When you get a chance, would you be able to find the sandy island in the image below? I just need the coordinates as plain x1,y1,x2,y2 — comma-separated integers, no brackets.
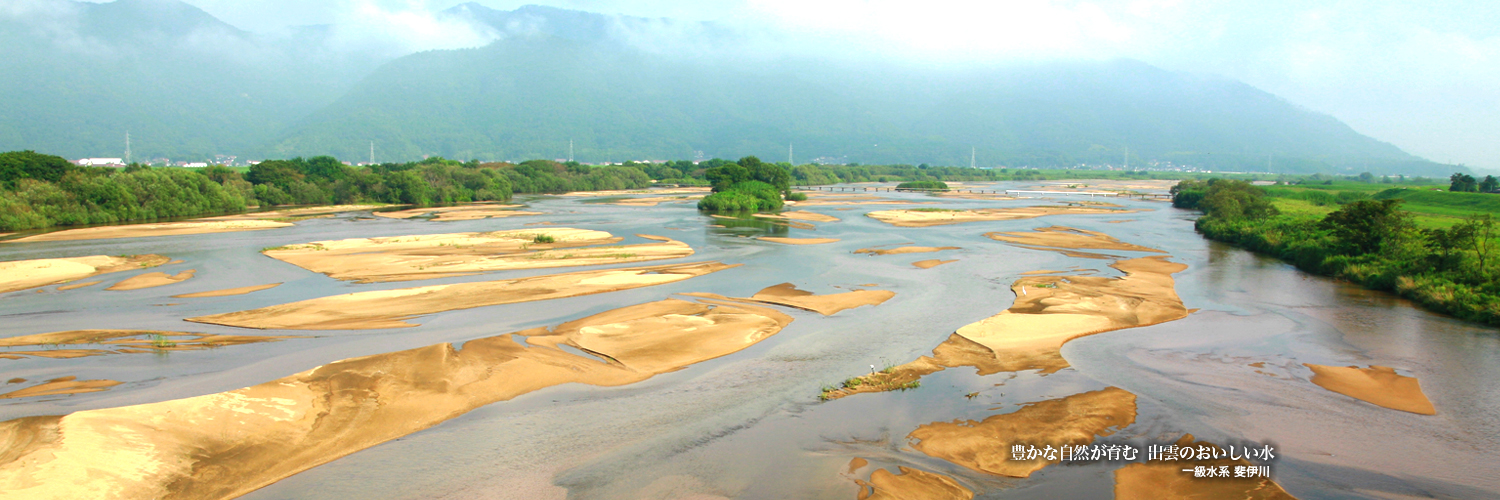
373,204,542,221
793,193,932,207
0,330,298,360
913,259,958,269
854,246,959,256
195,204,391,222
263,228,694,283
1114,434,1298,500
867,206,1137,227
172,283,282,298
1304,364,1436,415
853,466,973,500
0,376,122,399
4,221,291,243
823,228,1187,399
910,388,1137,478
0,294,813,499
591,195,703,206
754,211,841,223
187,261,736,330
106,270,195,291
985,226,1164,254
758,237,841,245
0,255,170,294
681,283,895,316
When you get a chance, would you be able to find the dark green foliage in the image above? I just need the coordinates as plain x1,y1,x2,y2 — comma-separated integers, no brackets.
1178,179,1278,219
705,157,790,194
698,180,785,212
1450,173,1479,192
1184,179,1500,326
896,180,949,190
785,192,808,202
1482,175,1499,193
0,151,73,188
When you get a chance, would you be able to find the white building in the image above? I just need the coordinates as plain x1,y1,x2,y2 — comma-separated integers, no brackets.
183,162,208,168
77,158,124,166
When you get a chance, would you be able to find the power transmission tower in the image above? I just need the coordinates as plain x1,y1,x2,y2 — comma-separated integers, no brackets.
125,131,131,164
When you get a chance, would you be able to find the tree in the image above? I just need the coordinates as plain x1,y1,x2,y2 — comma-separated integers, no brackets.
1197,179,1278,220
705,164,750,192
1481,175,1499,193
1449,172,1478,192
0,150,72,187
1319,199,1413,254
1455,214,1496,271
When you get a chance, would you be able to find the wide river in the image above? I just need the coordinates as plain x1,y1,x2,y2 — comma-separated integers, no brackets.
1,181,1496,499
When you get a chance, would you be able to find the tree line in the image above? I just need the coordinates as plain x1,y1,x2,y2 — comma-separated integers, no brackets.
1173,179,1500,326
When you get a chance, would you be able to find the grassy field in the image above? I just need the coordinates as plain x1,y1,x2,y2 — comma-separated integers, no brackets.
1261,182,1499,229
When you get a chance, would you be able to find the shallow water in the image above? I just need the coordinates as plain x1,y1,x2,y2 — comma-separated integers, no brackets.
1,182,1496,499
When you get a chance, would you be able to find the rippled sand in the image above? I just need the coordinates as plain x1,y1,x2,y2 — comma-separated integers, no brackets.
0,295,802,499
683,283,895,316
263,228,693,283
866,206,1136,227
187,261,737,330
909,388,1137,477
853,466,973,500
985,226,1164,254
0,255,169,294
4,221,291,243
1304,364,1436,415
106,270,196,291
1113,435,1297,500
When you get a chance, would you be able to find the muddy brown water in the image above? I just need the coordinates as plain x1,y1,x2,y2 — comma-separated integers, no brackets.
0,181,1496,499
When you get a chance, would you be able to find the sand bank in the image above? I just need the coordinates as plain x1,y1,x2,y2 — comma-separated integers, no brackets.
854,246,959,256
854,467,973,500
985,226,1164,254
560,187,710,197
264,228,693,283
106,269,195,291
0,330,296,360
0,254,169,294
867,206,1135,227
909,388,1136,478
373,204,542,221
5,221,291,243
1304,364,1436,415
0,296,794,500
0,377,122,399
1114,435,1297,500
56,280,102,291
754,211,841,223
680,283,894,317
187,261,736,330
196,204,390,221
913,259,958,269
172,283,282,298
758,237,840,245
794,193,930,207
593,195,703,206
1040,179,1180,193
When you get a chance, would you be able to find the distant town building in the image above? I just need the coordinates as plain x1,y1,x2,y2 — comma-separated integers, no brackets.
76,158,124,166
183,162,208,168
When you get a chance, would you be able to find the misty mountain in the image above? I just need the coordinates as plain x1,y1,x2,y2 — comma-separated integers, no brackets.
0,1,1465,175
0,0,387,160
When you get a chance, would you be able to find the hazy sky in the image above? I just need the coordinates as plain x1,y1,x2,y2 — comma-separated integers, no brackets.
97,0,1500,170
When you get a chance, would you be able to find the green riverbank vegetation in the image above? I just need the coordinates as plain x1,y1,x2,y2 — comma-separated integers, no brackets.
1174,178,1500,326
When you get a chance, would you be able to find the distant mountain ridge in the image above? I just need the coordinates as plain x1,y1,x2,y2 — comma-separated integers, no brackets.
0,0,1466,176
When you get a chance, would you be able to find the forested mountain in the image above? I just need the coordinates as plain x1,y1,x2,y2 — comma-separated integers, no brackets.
0,1,1466,176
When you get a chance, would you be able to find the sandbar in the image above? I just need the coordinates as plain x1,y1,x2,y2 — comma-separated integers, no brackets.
172,283,282,298
560,187,710,196
794,193,930,207
913,259,957,269
0,330,297,360
0,254,169,294
196,204,390,221
1304,364,1436,415
759,237,840,245
56,280,102,291
186,261,736,330
373,204,542,221
854,246,959,256
867,206,1136,227
593,195,703,206
683,283,894,316
854,466,973,500
1114,435,1297,500
755,211,841,223
0,376,122,399
264,228,694,283
4,221,291,243
909,388,1136,477
106,270,195,291
985,226,1164,254
0,296,792,499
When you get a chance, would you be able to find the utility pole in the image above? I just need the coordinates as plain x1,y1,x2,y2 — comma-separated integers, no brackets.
569,139,574,162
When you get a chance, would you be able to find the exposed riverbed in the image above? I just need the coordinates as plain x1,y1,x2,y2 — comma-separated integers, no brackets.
0,182,1495,499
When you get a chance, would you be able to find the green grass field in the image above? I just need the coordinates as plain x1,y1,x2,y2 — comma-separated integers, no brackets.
1265,184,1500,229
